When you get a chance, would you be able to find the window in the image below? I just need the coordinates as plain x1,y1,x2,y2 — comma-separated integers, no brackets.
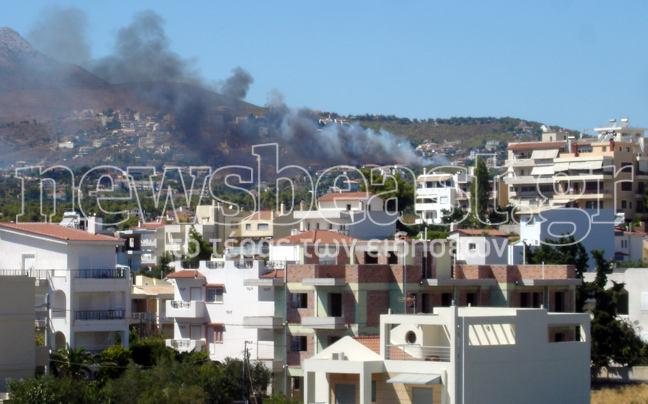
316,222,320,230
622,200,627,209
466,292,477,307
292,293,308,309
371,380,376,403
245,224,251,231
440,196,448,204
468,243,477,251
292,336,307,352
329,223,333,230
207,287,224,303
617,291,629,315
257,223,269,231
388,252,398,265
405,331,417,344
364,252,379,264
521,292,542,308
627,147,630,152
441,293,452,307
621,182,633,191
554,292,565,312
603,146,607,152
208,325,223,344
346,204,351,211
329,293,343,317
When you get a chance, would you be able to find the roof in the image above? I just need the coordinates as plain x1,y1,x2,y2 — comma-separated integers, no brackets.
506,141,565,151
317,192,382,202
243,211,278,221
260,270,284,279
353,335,380,354
272,230,360,245
0,222,124,243
451,229,508,237
136,220,166,230
166,270,205,279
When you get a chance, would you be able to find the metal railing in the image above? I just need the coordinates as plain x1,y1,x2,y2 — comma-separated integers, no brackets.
74,269,127,279
206,261,225,269
318,259,336,265
131,312,156,321
170,301,191,309
265,261,285,270
169,339,191,349
181,261,200,269
0,269,53,279
234,260,253,269
74,310,125,321
385,344,451,361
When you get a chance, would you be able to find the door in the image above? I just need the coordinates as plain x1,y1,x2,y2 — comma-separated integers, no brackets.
190,325,201,340
335,383,356,404
330,293,343,317
190,287,202,301
412,387,433,404
22,254,36,273
207,325,223,354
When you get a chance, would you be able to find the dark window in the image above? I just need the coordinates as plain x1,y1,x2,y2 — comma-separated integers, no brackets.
622,182,633,191
329,293,343,317
328,336,342,346
622,200,627,209
554,333,565,342
292,293,308,309
421,294,432,313
533,292,542,308
617,292,629,315
441,293,452,307
364,252,378,264
554,292,565,312
388,252,398,265
521,292,541,308
292,336,307,352
466,292,477,307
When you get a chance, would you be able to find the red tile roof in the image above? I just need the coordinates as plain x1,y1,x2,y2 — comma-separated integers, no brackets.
0,222,123,242
317,192,382,202
506,141,565,151
272,230,360,245
135,219,166,230
166,270,206,279
452,229,508,237
243,211,278,221
353,336,380,354
260,270,284,278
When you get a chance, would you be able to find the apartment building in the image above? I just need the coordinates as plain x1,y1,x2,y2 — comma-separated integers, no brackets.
0,222,130,353
163,259,286,391
293,192,396,239
414,170,471,224
505,118,648,223
130,275,174,336
303,307,590,404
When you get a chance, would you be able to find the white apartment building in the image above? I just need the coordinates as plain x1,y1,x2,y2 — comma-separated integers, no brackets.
293,192,396,240
504,118,648,222
164,259,285,388
415,171,471,224
0,222,130,354
448,229,509,265
303,307,590,404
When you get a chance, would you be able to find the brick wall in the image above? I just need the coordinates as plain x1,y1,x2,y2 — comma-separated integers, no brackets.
455,264,575,282
367,291,390,326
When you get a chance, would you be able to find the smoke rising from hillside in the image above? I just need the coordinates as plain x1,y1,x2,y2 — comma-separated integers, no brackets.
27,6,91,66
266,105,431,166
219,67,254,100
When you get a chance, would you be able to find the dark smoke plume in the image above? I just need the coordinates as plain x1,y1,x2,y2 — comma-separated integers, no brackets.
219,67,254,100
27,6,91,66
89,10,199,84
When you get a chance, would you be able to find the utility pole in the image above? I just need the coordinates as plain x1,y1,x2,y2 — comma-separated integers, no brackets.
242,341,249,404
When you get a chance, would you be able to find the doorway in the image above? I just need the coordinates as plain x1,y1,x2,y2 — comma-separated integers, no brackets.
335,383,356,404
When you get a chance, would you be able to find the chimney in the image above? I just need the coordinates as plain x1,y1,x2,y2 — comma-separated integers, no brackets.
573,143,579,157
610,139,615,152
87,215,103,234
280,202,285,215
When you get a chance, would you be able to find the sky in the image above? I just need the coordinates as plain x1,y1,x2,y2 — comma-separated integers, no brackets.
2,0,648,132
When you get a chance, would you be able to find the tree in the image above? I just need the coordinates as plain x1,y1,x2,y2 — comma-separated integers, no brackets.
185,225,213,262
359,168,414,214
469,157,491,223
151,252,173,279
49,344,94,380
587,250,648,369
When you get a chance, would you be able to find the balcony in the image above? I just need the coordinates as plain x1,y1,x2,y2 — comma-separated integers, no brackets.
301,316,346,330
165,339,205,353
243,316,284,329
234,261,254,269
73,269,127,279
166,300,205,318
74,310,125,321
385,344,450,362
302,277,346,287
206,261,225,269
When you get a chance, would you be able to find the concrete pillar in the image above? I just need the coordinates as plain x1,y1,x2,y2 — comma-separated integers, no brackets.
359,368,372,404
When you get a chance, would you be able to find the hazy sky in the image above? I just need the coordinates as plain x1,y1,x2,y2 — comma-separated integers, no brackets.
2,0,648,131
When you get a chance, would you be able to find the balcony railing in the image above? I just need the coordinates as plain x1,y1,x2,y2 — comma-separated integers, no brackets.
0,269,53,279
234,260,253,269
265,260,285,270
74,310,125,321
181,261,200,269
170,301,191,309
385,344,451,361
74,269,127,279
206,261,225,269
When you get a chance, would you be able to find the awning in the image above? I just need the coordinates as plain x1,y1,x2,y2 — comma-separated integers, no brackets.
530,166,554,176
553,163,569,172
570,161,603,170
531,149,559,159
387,374,442,385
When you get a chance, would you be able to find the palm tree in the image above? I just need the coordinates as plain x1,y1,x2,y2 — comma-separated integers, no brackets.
50,344,94,379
